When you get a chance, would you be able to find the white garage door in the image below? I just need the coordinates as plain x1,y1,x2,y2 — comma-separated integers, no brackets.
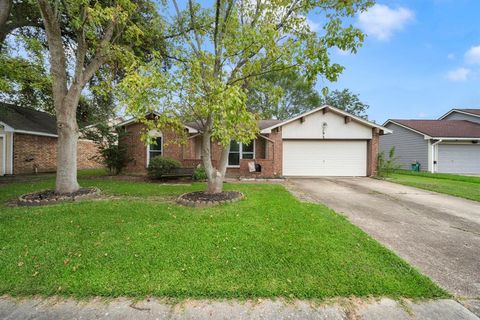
283,140,367,176
438,144,480,174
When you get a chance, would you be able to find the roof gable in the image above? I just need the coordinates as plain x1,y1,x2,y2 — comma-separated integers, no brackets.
438,108,480,120
260,105,391,134
386,119,480,139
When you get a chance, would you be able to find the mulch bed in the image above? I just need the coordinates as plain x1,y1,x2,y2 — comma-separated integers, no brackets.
17,187,100,206
177,191,243,208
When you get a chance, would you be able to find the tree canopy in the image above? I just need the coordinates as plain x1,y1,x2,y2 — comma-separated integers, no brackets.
120,0,373,193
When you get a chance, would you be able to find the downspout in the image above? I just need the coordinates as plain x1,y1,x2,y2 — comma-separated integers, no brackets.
431,139,442,173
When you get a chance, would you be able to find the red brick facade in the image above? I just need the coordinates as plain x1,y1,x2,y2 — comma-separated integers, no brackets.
120,123,284,178
367,128,380,176
120,121,380,178
13,133,103,174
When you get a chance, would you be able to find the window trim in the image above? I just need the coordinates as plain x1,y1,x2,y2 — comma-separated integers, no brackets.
227,140,255,168
146,135,163,167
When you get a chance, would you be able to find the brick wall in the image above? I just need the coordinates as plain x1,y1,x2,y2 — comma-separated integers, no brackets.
13,133,103,175
120,123,188,174
120,122,284,178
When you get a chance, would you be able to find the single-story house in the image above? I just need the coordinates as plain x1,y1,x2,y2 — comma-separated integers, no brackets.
380,108,480,174
0,102,102,175
118,105,391,178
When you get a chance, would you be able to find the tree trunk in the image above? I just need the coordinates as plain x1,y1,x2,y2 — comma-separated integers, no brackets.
55,96,80,194
201,124,230,194
0,0,12,46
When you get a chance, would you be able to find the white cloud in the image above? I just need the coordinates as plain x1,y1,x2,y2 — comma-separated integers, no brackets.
465,45,480,65
306,18,320,32
447,53,455,60
358,4,414,41
446,67,470,82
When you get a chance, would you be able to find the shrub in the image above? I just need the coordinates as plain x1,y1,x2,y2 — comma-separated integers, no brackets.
83,123,129,175
192,166,207,181
147,156,181,179
100,145,129,175
377,147,401,177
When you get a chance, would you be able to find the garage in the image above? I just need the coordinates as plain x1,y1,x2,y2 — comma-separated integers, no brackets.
283,140,367,176
258,106,391,177
438,143,480,174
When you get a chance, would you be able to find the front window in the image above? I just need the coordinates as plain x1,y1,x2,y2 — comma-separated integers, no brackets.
228,140,255,167
148,137,162,163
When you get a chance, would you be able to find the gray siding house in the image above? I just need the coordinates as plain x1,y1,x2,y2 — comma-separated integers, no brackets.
380,109,480,174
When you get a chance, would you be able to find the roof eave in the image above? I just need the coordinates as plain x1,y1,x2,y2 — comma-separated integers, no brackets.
261,105,391,134
0,121,14,132
438,109,480,120
384,120,432,139
116,113,199,134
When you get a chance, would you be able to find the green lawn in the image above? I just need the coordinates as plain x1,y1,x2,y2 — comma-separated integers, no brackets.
0,172,446,299
388,171,480,202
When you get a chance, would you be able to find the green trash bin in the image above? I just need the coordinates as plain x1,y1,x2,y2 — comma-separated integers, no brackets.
411,162,420,172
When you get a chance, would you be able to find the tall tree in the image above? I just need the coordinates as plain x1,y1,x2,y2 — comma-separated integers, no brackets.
36,0,164,193
248,72,369,120
121,0,373,193
247,70,321,120
323,88,369,118
0,0,43,49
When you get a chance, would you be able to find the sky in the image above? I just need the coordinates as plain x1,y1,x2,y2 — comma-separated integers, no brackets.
310,0,480,123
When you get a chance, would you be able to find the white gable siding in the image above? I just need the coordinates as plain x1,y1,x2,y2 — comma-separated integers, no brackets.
281,111,372,139
379,123,429,171
442,111,480,124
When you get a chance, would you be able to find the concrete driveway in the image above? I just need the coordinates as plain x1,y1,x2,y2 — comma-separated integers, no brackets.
287,177,480,300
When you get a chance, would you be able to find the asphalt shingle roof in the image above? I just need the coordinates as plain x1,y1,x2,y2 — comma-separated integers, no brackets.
0,102,57,135
392,119,480,138
186,119,283,131
456,109,480,116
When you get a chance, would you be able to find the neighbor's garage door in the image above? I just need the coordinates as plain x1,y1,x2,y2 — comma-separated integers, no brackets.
283,140,367,176
438,144,480,174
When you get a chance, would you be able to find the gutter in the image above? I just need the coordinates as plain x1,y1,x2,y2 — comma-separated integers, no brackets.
430,139,443,173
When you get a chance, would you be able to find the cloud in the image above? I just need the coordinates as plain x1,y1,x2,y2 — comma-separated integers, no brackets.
358,4,414,41
465,45,480,65
306,18,320,32
446,67,470,82
447,53,455,60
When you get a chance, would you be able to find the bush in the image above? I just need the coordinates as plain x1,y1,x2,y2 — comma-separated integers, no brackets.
82,123,129,175
100,145,129,175
147,156,181,179
192,166,207,181
377,147,401,177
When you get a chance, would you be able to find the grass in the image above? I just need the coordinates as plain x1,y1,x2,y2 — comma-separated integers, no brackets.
387,170,480,202
0,172,446,299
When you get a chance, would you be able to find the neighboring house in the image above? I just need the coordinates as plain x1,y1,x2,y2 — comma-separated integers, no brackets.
0,102,102,175
380,108,480,174
118,105,390,177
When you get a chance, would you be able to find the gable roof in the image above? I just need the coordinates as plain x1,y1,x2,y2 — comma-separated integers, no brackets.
118,113,283,133
0,102,58,136
386,119,480,139
260,105,391,134
185,119,283,132
117,112,199,133
438,108,480,120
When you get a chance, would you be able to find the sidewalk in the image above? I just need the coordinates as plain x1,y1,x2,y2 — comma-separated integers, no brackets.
0,296,478,320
